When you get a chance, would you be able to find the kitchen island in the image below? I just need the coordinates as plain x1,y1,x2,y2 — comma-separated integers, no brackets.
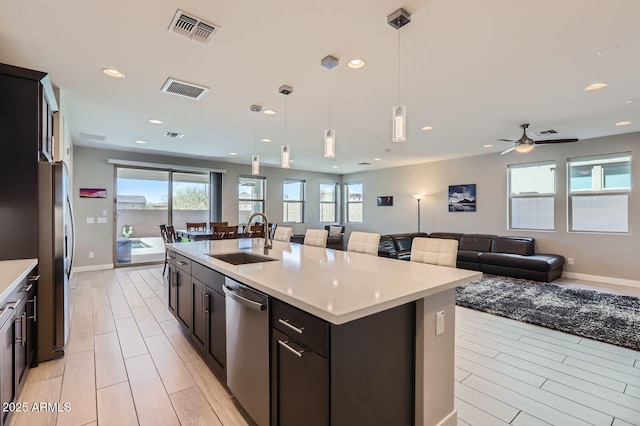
167,239,481,426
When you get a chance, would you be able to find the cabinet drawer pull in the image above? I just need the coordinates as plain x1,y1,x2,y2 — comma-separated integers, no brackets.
28,296,37,322
21,284,33,292
15,312,26,346
278,318,304,334
278,339,304,358
177,261,188,266
28,275,40,282
204,293,210,314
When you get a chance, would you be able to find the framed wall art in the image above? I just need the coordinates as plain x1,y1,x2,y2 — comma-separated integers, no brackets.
376,196,393,206
448,184,476,212
80,188,107,198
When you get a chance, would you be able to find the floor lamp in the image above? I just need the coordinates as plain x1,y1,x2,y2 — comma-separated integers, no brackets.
413,194,423,232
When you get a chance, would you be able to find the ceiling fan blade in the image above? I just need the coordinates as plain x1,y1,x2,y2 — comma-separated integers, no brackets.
500,146,516,155
534,138,579,145
497,138,515,142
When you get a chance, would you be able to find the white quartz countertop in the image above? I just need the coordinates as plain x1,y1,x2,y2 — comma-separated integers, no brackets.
0,259,37,303
167,240,481,325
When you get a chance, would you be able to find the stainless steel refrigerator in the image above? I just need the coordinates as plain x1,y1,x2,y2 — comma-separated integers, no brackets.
37,161,75,363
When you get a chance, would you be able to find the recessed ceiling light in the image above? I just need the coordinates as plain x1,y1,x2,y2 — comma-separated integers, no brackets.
332,165,339,168
263,109,277,115
348,59,366,69
374,158,381,161
102,68,125,78
289,160,294,163
626,99,639,104
229,152,237,156
616,121,631,126
135,140,147,144
484,144,493,148
148,119,163,124
421,126,433,131
261,138,271,142
584,82,608,91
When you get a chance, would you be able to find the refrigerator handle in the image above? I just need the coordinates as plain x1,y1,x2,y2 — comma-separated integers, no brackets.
66,192,76,279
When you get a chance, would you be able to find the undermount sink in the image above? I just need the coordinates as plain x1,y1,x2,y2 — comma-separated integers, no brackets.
207,251,278,265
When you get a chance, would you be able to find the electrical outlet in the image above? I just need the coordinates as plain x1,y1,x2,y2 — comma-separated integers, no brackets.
436,311,445,336
568,257,574,265
89,252,94,259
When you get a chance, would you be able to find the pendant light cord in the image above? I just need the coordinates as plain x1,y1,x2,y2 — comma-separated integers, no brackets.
397,30,401,105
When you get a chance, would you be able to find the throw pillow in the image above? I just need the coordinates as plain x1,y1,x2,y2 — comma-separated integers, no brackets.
328,226,343,238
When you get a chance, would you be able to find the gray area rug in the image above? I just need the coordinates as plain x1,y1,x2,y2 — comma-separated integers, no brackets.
455,275,640,351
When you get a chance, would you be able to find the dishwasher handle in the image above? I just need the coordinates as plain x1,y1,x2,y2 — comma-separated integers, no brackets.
223,284,267,311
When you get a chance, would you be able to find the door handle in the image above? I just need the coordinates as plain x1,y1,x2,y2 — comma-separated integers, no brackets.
204,293,210,314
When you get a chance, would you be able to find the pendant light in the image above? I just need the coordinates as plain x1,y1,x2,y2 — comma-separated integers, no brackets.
388,8,411,143
279,85,293,168
249,104,262,175
321,55,339,158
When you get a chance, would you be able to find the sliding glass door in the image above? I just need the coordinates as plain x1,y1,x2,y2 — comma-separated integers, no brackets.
115,168,169,265
172,172,210,230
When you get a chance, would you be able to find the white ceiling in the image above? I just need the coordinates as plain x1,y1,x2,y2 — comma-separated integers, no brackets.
2,0,639,174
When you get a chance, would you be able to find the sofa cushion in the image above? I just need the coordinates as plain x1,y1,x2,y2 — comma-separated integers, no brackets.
491,236,534,256
479,252,565,272
328,226,343,238
394,234,415,253
457,250,483,263
459,234,496,252
429,232,463,242
378,236,398,258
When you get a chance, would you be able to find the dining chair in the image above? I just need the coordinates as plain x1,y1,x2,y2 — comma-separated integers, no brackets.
186,222,207,231
268,223,277,239
410,237,459,267
273,226,293,242
166,225,177,243
209,221,228,229
213,225,238,239
160,224,177,275
304,229,329,248
247,224,265,238
347,231,381,256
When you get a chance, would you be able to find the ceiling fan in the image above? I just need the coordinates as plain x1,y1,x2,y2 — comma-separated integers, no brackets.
498,123,579,155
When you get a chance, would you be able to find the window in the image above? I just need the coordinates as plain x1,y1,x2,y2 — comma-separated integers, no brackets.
345,182,363,223
568,153,631,233
319,183,338,222
239,176,265,224
283,179,305,223
508,162,556,230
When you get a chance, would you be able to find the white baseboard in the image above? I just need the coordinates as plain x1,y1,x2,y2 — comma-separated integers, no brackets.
436,410,457,426
562,272,640,289
72,264,114,273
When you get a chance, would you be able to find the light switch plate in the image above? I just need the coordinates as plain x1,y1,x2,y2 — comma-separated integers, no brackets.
87,217,95,224
97,217,107,224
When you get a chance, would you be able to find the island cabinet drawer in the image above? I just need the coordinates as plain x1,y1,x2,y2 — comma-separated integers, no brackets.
173,253,192,274
271,299,329,357
192,262,224,294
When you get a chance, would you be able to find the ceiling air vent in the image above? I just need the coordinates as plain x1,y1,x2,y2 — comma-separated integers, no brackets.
160,78,209,100
168,9,219,43
164,131,184,139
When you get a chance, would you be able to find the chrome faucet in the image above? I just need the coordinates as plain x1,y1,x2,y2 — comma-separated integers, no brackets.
247,212,272,249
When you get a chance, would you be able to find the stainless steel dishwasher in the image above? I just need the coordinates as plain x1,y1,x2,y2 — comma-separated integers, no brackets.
223,278,270,426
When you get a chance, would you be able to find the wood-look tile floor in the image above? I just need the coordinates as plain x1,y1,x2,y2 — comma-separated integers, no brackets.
9,267,640,426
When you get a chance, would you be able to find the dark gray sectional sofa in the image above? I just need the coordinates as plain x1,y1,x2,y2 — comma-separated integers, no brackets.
378,232,565,282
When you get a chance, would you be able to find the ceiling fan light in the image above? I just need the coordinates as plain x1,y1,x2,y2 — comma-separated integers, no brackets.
515,143,534,153
392,105,407,142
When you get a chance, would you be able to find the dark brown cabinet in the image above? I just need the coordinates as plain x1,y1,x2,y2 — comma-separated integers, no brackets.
0,266,38,426
192,263,226,376
0,63,58,261
271,299,415,426
173,254,192,331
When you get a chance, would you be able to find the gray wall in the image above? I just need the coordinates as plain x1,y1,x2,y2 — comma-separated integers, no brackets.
73,146,341,268
341,132,639,281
